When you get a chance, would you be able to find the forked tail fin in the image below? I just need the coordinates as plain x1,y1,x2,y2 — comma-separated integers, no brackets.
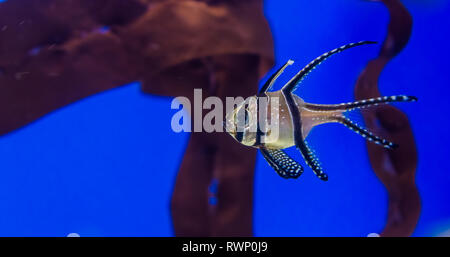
304,95,417,112
303,94,418,149
334,116,398,149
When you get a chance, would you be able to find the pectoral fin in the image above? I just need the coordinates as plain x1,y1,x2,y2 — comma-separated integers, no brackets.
260,148,304,179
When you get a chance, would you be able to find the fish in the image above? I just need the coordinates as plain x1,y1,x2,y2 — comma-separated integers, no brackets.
224,41,417,181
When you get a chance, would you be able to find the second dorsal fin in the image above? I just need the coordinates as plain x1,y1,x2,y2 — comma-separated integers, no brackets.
282,41,377,93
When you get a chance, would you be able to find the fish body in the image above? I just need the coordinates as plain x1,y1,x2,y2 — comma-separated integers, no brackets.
225,91,343,149
224,41,417,181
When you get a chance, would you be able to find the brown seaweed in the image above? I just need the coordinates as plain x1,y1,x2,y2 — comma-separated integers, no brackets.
354,0,420,236
0,0,420,236
0,0,274,236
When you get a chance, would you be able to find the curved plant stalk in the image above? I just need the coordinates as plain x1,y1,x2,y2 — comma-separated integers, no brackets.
355,0,420,237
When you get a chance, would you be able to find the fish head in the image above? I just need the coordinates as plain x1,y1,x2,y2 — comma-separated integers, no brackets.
224,96,259,146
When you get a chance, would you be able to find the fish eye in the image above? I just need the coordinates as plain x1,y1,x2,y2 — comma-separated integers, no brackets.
233,106,252,131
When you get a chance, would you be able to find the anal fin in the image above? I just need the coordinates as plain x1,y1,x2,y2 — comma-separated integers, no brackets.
337,116,398,149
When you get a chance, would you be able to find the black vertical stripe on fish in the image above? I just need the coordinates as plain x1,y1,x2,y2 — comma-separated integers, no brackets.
253,95,271,147
235,103,248,143
236,131,244,143
254,97,262,146
334,116,398,149
282,41,377,93
260,148,304,179
304,95,418,112
259,60,294,94
243,103,249,143
282,90,328,181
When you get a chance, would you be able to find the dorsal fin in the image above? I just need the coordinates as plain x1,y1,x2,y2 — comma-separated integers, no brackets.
259,60,294,94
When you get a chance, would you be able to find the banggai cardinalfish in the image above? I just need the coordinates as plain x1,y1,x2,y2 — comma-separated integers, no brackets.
224,41,417,181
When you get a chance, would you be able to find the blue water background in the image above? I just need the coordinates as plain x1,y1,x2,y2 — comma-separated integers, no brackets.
0,0,448,236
